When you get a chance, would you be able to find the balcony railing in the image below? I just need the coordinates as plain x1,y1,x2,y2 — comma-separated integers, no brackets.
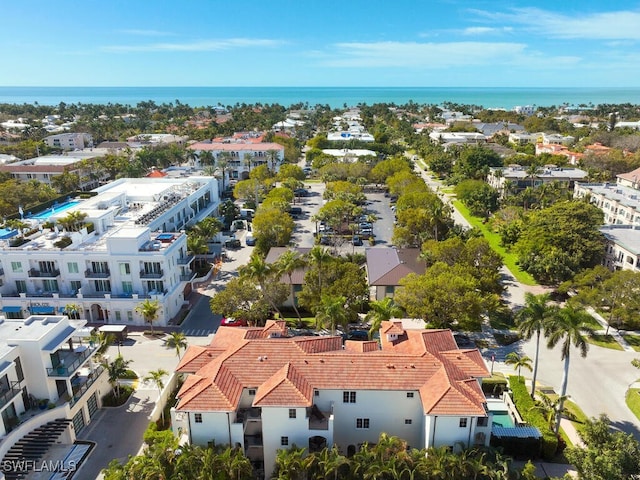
177,255,195,265
46,345,96,377
180,272,196,282
140,269,164,279
69,365,104,408
84,268,110,278
28,268,60,278
0,381,22,409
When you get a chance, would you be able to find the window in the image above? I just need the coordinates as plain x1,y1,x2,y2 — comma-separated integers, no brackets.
314,390,319,397
43,279,59,292
11,262,22,273
459,418,468,428
194,413,202,423
70,281,82,293
94,280,111,292
122,281,133,294
406,392,414,398
68,262,79,274
343,391,356,403
356,418,370,429
289,409,296,419
281,436,289,446
14,357,24,382
248,389,256,396
404,419,412,425
16,280,27,294
127,311,133,322
120,263,131,275
477,417,488,427
115,311,122,321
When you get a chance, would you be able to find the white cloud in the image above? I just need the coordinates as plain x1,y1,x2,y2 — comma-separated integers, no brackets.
102,38,284,53
471,7,640,40
461,26,513,36
320,41,578,69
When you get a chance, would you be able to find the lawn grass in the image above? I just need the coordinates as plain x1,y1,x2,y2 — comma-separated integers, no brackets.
626,387,640,422
453,200,537,286
587,334,623,351
564,399,589,436
623,334,640,352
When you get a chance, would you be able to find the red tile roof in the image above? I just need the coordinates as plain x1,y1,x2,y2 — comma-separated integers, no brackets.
188,142,284,153
175,321,489,415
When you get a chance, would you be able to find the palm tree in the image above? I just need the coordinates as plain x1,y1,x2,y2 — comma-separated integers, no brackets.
315,294,347,334
505,352,533,378
63,302,81,320
144,369,169,424
105,355,132,398
546,305,595,434
239,254,284,319
164,332,188,360
135,299,161,336
532,391,575,430
243,152,253,175
276,250,307,325
365,297,404,340
317,446,348,480
199,150,215,167
516,292,556,399
187,234,209,269
265,149,281,171
216,151,232,192
307,246,332,297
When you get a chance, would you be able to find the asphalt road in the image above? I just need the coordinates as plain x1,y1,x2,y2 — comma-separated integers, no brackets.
415,164,640,438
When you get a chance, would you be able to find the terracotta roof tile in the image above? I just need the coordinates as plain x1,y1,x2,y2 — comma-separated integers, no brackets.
344,340,379,353
254,363,313,407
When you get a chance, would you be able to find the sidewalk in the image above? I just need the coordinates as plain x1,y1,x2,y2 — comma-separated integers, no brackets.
586,307,635,352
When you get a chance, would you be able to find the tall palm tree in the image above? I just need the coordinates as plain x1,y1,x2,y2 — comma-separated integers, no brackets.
505,352,533,378
546,305,595,434
216,151,232,192
276,250,307,325
516,292,556,399
135,299,161,336
164,332,188,360
187,234,209,269
144,369,169,424
63,303,81,320
199,150,215,168
365,297,404,340
239,254,284,319
307,246,332,297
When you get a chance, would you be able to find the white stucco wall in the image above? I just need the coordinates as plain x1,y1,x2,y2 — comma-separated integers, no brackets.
189,411,234,447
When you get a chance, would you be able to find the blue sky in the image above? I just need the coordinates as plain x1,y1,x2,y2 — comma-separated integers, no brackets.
3,0,640,87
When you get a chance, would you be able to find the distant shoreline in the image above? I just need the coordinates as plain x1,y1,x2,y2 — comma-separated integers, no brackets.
1,86,639,109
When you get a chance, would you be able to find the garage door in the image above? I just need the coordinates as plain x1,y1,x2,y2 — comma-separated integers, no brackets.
72,410,85,434
87,392,98,418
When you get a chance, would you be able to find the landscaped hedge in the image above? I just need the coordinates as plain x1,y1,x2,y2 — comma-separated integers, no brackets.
508,376,558,460
482,375,508,396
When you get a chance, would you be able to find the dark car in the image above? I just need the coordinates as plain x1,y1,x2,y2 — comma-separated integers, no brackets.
319,235,332,245
245,234,256,246
224,238,241,249
352,235,363,246
294,188,310,197
347,330,369,341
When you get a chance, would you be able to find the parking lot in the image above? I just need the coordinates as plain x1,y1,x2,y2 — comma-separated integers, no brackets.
291,184,396,253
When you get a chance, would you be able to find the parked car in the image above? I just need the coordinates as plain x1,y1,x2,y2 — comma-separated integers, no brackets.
294,188,310,197
319,235,332,245
224,238,241,249
289,206,303,218
360,227,373,236
352,235,363,246
221,317,248,327
347,330,369,341
245,234,256,246
359,222,372,230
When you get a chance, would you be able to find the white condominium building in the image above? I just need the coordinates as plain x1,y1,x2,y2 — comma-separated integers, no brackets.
0,177,219,326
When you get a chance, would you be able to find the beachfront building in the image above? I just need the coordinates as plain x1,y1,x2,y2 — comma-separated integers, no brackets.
0,151,108,191
172,321,491,478
488,164,588,197
321,148,377,162
600,225,640,272
43,133,93,151
0,176,219,326
0,314,108,448
574,182,640,226
428,131,487,148
188,141,285,187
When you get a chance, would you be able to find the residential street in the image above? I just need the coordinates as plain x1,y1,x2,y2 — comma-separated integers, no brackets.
414,163,640,438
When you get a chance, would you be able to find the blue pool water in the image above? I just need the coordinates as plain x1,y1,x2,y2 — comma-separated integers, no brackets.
492,412,515,428
0,228,19,240
27,201,81,220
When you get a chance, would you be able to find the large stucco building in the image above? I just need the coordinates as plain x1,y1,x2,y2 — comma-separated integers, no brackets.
172,321,491,478
0,176,219,326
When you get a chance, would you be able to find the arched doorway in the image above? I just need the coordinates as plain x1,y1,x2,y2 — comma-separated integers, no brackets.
309,436,327,453
90,304,108,322
347,445,356,457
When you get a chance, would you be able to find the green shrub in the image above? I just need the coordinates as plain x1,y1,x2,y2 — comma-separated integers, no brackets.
54,236,72,249
120,369,138,380
482,375,508,396
509,376,558,460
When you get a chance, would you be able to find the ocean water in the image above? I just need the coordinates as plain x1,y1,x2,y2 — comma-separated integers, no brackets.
1,86,639,109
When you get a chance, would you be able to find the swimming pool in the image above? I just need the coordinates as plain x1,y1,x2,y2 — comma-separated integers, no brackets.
492,412,515,428
0,228,19,240
27,200,81,220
